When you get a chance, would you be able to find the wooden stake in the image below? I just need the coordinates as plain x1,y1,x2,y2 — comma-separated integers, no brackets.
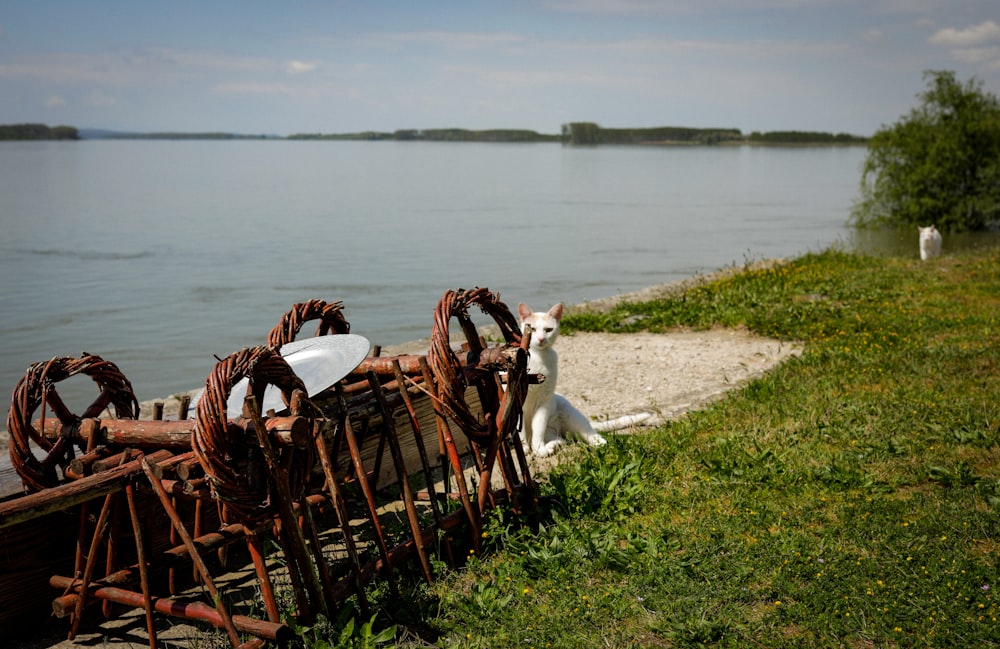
140,457,242,647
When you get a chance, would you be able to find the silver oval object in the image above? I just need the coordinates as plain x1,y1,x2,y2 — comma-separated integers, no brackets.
190,334,371,419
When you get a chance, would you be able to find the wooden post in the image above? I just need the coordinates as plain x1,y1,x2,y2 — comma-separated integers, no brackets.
69,489,117,639
334,384,398,593
245,394,327,622
366,370,434,583
125,481,157,649
392,360,455,568
243,528,281,624
418,358,481,554
313,421,370,613
140,458,242,647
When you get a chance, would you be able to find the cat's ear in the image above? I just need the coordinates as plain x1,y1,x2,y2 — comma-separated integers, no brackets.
518,303,532,321
548,303,564,321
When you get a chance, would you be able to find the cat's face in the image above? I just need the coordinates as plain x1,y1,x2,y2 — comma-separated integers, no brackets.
518,303,563,350
919,225,937,238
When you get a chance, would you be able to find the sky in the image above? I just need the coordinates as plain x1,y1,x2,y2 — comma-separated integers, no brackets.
1,1,999,137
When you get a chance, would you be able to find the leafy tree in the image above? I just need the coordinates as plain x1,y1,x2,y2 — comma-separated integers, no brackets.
851,70,1000,231
563,122,602,145
0,123,79,140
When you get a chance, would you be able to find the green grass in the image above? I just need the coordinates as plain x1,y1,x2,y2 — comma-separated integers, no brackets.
330,246,1000,648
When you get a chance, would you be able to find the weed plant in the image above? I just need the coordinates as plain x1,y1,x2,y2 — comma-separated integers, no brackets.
419,246,1000,647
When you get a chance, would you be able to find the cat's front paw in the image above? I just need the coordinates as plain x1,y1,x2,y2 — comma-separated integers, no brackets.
587,433,607,447
534,439,565,457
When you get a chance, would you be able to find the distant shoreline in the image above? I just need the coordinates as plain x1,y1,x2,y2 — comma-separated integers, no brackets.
2,122,870,145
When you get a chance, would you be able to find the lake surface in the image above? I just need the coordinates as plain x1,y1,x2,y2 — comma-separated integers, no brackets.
1,140,873,406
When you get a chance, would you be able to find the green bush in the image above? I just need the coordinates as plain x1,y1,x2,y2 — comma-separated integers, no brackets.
851,70,1000,232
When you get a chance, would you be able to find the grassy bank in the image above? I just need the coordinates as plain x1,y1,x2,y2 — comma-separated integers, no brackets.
402,245,999,648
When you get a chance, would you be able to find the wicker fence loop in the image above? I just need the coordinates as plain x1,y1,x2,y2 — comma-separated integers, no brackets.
267,299,350,349
6,354,139,492
191,346,316,522
426,287,523,445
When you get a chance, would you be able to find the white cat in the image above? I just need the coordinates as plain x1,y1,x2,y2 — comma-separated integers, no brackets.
919,225,942,260
518,303,607,457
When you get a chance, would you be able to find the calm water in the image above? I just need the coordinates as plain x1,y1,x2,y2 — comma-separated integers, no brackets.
2,140,871,406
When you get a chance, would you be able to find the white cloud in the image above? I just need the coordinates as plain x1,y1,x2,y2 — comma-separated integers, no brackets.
0,48,294,87
87,90,117,107
287,60,317,75
863,29,883,44
213,80,333,98
544,0,668,14
44,95,66,108
949,46,1000,65
369,31,527,52
928,20,1000,47
215,82,298,95
544,0,856,16
593,35,852,62
445,64,624,89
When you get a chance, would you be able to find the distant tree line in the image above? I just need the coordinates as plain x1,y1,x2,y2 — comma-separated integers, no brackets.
747,130,868,144
288,128,562,142
562,122,744,145
290,124,868,145
561,122,867,145
103,131,272,140
0,123,79,140
3,122,868,146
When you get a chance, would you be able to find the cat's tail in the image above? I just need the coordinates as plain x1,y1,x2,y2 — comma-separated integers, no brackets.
592,412,654,432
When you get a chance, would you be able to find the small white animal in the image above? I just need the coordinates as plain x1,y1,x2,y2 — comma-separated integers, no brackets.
919,225,942,260
518,303,607,456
